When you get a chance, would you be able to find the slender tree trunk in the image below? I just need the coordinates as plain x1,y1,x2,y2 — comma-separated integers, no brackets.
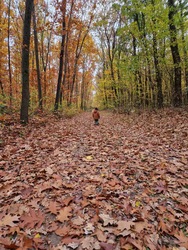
61,0,74,106
40,9,53,106
168,0,182,107
105,27,118,103
54,0,67,111
20,0,33,124
132,33,143,108
181,34,188,103
179,0,188,103
68,23,91,106
152,33,163,108
69,56,78,106
0,80,4,96
150,0,163,108
8,0,13,109
80,58,85,110
33,4,42,109
134,14,144,108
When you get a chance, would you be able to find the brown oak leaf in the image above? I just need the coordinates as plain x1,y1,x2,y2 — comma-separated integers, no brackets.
95,229,107,242
55,226,70,236
100,242,116,250
0,214,19,227
99,214,117,226
56,206,72,222
20,208,45,229
117,220,134,231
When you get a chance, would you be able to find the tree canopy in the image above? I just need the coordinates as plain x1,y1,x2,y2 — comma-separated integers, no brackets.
0,0,188,121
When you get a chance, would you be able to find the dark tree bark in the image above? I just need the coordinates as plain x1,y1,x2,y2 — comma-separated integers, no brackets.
0,80,4,96
20,0,33,123
33,4,43,109
104,26,118,103
153,34,163,108
8,0,13,108
54,0,67,111
150,1,163,109
134,13,144,108
80,58,86,110
61,0,74,106
168,0,182,107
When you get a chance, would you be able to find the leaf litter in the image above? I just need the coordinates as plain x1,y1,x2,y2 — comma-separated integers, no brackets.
0,109,188,249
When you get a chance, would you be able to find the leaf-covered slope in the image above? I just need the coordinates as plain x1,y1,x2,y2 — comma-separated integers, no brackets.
0,109,188,250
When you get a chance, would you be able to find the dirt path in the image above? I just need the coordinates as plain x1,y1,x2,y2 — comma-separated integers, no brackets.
0,110,188,249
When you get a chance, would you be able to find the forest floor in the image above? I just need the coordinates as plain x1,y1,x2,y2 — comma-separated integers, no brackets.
0,108,188,250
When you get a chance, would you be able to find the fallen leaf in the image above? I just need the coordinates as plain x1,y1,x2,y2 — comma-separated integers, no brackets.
84,223,95,235
55,226,70,236
46,167,53,175
67,242,80,249
48,201,58,215
100,242,116,250
174,231,188,248
72,216,85,226
81,236,100,249
0,214,19,227
117,220,134,231
20,208,45,229
84,155,93,161
56,206,72,222
95,229,107,242
99,214,117,226
34,233,40,238
135,200,142,207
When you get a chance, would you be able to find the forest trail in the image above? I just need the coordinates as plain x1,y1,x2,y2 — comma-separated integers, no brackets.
0,109,188,250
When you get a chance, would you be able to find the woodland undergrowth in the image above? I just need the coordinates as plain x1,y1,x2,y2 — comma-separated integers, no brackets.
0,108,188,250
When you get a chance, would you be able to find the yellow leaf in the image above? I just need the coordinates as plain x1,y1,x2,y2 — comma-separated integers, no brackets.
34,233,40,238
85,156,93,160
135,201,141,207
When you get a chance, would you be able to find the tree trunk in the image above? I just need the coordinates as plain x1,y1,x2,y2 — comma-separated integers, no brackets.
179,0,188,103
0,80,4,96
61,0,74,106
168,0,182,107
40,7,53,106
80,58,85,110
54,0,66,111
152,33,163,108
33,4,42,109
20,0,33,124
105,27,118,104
150,0,163,108
8,0,13,109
